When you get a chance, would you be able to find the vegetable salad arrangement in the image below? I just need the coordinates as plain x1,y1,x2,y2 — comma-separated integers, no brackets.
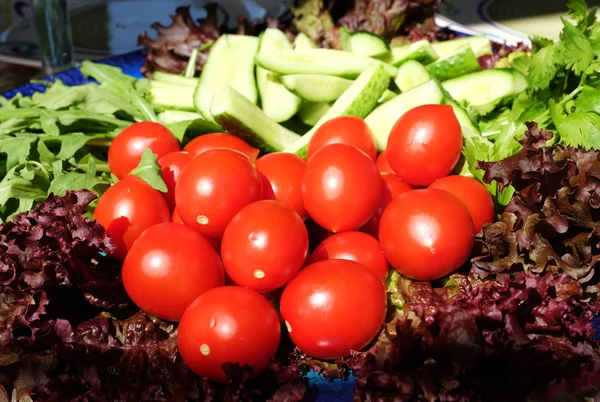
3,0,600,401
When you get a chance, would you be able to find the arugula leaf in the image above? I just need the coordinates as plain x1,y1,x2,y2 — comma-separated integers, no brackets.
129,149,168,192
0,134,38,173
48,172,107,196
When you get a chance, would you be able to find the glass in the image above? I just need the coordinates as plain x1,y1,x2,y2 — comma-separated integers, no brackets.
32,0,74,75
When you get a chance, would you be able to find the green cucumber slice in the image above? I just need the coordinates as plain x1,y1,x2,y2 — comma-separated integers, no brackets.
365,79,444,150
149,81,195,110
378,89,398,104
298,102,332,126
348,31,391,59
426,46,480,82
194,34,259,122
293,32,317,50
432,35,493,59
255,49,398,79
283,62,390,157
281,74,353,103
152,72,197,87
157,110,223,134
442,68,528,106
210,86,301,153
387,40,439,66
256,28,302,123
394,60,431,92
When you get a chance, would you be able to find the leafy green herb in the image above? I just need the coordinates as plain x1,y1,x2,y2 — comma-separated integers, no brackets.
129,149,168,192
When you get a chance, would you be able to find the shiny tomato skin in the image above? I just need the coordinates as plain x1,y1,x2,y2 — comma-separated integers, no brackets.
309,231,389,281
178,286,281,383
386,104,462,187
255,152,307,220
221,200,308,292
122,223,224,321
108,121,180,180
175,149,263,239
375,150,394,174
302,143,382,233
306,116,377,160
280,259,387,360
361,173,413,238
379,189,475,281
428,175,495,233
183,133,260,161
158,151,194,211
94,176,170,259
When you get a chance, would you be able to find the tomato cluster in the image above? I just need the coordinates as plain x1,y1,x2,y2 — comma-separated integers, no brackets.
93,104,495,383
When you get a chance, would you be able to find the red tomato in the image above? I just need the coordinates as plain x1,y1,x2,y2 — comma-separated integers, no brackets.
309,231,389,281
428,175,495,233
172,208,184,224
302,143,382,233
306,116,377,160
386,104,462,186
158,151,194,211
122,223,224,321
94,176,170,259
280,259,386,359
175,149,263,239
183,133,260,161
379,189,475,281
108,121,180,180
361,173,412,238
221,200,308,292
178,286,281,382
376,150,394,174
255,152,307,220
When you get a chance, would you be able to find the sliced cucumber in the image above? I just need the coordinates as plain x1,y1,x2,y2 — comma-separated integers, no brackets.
443,98,482,137
426,46,480,82
281,74,353,103
348,31,391,59
255,49,398,79
432,35,493,59
293,32,317,50
387,40,439,66
256,28,302,123
149,81,195,110
194,34,259,122
442,68,528,106
152,71,197,87
394,60,431,92
158,110,223,133
298,101,332,126
210,86,301,153
378,89,398,104
365,79,444,150
283,63,390,157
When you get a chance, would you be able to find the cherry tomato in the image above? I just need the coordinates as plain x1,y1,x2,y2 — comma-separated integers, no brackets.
183,133,260,161
302,143,382,233
172,208,184,224
280,259,386,359
108,121,180,180
306,116,377,160
386,104,462,186
178,286,281,382
158,151,194,211
175,149,263,239
428,175,495,233
122,223,224,321
309,231,389,281
361,173,412,238
94,176,170,259
221,200,308,292
379,189,475,281
376,150,394,174
255,152,307,220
